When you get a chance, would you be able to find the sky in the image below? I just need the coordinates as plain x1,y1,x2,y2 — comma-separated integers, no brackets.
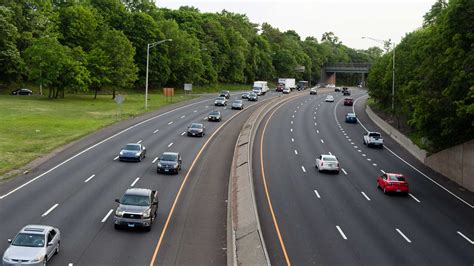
156,0,436,50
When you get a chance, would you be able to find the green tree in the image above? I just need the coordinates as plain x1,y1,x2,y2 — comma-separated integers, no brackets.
59,4,99,51
0,6,23,83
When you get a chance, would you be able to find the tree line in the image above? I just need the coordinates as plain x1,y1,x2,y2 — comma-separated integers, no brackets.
367,0,473,152
0,0,380,99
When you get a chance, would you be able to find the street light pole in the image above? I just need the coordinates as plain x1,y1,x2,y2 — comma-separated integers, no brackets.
145,39,172,109
362,36,396,114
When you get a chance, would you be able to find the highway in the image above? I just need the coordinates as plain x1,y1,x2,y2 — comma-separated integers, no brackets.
0,91,278,265
252,88,474,265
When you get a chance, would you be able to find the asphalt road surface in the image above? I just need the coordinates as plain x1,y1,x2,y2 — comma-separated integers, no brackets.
252,88,474,265
0,91,279,265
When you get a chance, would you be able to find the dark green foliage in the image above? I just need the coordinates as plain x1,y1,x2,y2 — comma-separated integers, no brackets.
368,0,473,151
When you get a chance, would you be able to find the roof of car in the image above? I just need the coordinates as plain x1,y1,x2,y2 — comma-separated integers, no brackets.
209,110,221,114
162,152,179,156
321,154,337,159
347,113,356,116
124,188,152,196
21,225,54,234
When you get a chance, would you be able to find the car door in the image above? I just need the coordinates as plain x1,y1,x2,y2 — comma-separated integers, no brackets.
46,230,56,258
381,174,388,188
151,191,158,215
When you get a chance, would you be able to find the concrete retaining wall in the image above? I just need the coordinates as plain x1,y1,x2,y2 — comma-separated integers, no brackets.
366,104,473,192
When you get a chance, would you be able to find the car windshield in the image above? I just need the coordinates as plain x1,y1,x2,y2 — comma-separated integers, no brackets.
160,154,177,161
369,133,381,137
323,156,337,162
120,194,150,206
233,100,242,104
12,233,45,247
216,97,225,101
389,175,405,182
209,111,220,116
347,114,355,117
124,144,140,151
190,124,202,129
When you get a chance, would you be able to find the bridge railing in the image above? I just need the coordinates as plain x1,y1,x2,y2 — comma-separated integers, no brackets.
324,63,372,69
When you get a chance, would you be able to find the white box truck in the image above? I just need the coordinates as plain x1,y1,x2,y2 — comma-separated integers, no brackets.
277,78,296,91
253,81,269,95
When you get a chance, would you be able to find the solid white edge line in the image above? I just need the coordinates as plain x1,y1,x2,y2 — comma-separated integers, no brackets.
0,97,214,199
361,192,371,201
168,142,173,148
84,174,95,183
353,95,473,209
101,209,114,223
41,203,59,217
396,228,412,243
314,190,321,198
113,156,119,160
137,140,142,144
341,168,348,175
408,193,421,203
336,226,348,240
152,157,158,164
301,166,306,173
457,231,474,244
131,177,140,187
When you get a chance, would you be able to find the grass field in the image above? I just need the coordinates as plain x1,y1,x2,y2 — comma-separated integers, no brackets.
0,92,194,178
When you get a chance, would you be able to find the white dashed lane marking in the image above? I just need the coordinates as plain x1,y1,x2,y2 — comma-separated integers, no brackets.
341,168,348,175
101,209,114,223
180,115,185,119
314,190,321,198
168,121,174,125
291,138,294,142
336,226,348,240
137,140,142,144
294,150,298,155
152,157,158,164
131,177,140,187
396,229,412,243
42,203,59,217
361,192,371,201
181,131,186,136
153,129,159,134
113,156,119,161
381,170,386,174
316,130,319,134
301,166,306,173
168,142,174,148
84,174,96,183
321,139,324,144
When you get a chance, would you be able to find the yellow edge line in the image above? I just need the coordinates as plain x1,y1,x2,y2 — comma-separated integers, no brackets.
149,102,267,265
259,95,307,266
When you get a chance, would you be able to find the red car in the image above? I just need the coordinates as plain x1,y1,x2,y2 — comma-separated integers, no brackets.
343,97,354,106
377,173,409,195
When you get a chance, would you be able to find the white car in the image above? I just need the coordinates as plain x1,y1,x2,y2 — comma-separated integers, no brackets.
325,95,335,102
2,225,61,265
363,131,384,148
316,154,340,173
282,88,291,94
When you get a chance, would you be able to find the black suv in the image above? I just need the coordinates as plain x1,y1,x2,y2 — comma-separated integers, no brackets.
157,152,182,174
114,188,159,231
11,88,33,95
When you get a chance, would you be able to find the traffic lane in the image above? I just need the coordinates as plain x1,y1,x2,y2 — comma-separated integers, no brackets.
289,95,424,264
252,95,389,265
338,95,474,231
154,100,264,265
319,93,474,263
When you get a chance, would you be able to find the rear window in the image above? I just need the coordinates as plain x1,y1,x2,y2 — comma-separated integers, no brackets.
323,156,337,162
389,175,405,181
369,133,381,137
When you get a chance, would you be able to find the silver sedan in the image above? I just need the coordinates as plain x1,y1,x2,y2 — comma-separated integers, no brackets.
2,225,60,266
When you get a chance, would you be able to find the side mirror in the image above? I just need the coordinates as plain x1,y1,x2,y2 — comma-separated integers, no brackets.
152,201,158,205
47,242,53,247
115,199,120,203
7,239,12,243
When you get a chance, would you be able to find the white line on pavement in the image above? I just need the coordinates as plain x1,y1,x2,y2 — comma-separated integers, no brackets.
313,116,316,120
361,192,371,201
168,121,174,125
316,130,319,134
342,168,348,175
381,170,386,174
336,226,348,240
291,121,293,124
314,190,321,198
180,115,185,118
373,163,378,166
68,263,73,266
137,140,142,144
152,157,158,164
409,193,421,203
205,105,209,108
320,139,324,144
294,150,298,155
357,150,362,152
301,166,306,173
131,177,140,187
42,204,59,217
367,158,372,161
181,131,186,136
290,128,293,132
396,228,412,243
153,129,159,134
457,231,474,244
362,154,366,157
292,115,295,118
193,110,198,112
291,138,294,142
168,142,173,148
113,156,119,161
354,146,358,149
84,174,96,183
101,209,114,223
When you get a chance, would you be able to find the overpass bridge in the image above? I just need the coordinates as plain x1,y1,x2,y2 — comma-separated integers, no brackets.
321,63,371,86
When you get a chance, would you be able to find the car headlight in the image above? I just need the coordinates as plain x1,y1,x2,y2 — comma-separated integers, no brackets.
3,256,13,262
115,209,124,217
135,152,140,157
157,162,162,167
119,151,124,156
142,209,151,218
208,116,212,119
31,255,43,263
173,163,179,169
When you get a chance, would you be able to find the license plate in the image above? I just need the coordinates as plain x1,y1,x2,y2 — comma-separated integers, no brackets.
192,133,196,135
128,223,135,228
164,169,169,172
396,189,401,192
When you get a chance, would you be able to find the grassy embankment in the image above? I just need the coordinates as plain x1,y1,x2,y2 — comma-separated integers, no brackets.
0,83,249,179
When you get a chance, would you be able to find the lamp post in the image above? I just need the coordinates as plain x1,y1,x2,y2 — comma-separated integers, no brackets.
362,36,395,113
145,39,172,109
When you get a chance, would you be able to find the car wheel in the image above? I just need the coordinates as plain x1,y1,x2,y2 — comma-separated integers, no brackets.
145,224,152,232
55,242,60,254
383,187,387,194
43,257,47,266
376,182,380,188
114,224,120,230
